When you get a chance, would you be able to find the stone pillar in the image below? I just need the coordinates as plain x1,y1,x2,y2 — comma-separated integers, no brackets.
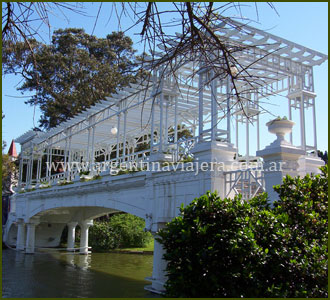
298,155,325,176
79,220,93,255
67,222,78,251
191,141,237,199
25,220,39,254
151,233,167,293
256,119,305,203
16,219,26,251
145,221,169,294
191,141,236,164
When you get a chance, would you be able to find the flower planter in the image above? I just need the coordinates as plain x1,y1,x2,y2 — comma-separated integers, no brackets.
266,119,295,143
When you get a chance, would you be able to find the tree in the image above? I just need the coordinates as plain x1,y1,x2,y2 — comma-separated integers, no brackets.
3,2,279,120
157,166,328,297
88,213,153,251
2,28,139,129
2,141,18,195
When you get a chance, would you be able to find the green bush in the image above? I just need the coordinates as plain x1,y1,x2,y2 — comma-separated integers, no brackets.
89,214,153,251
157,166,328,297
88,221,117,251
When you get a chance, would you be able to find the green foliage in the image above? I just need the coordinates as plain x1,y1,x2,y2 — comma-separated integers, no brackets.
79,170,90,176
58,180,74,186
3,29,140,129
88,221,117,251
89,214,153,251
2,141,17,194
157,166,328,297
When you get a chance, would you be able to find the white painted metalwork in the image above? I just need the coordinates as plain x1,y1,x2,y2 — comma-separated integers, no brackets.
224,168,265,200
15,20,327,187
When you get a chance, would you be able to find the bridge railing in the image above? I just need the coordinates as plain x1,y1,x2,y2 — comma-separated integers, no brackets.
224,168,265,200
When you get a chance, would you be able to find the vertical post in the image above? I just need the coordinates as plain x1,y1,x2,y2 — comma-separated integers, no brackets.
16,220,25,251
79,220,93,255
226,76,231,143
18,152,23,187
159,83,164,153
256,94,260,151
150,100,155,153
256,113,260,151
91,126,95,172
312,97,317,154
46,147,50,180
63,135,68,170
28,145,34,186
288,98,293,144
235,116,239,158
25,221,38,254
174,95,178,161
211,71,217,141
67,136,72,180
86,127,91,167
246,118,249,159
123,111,127,159
198,71,204,142
67,222,78,251
36,156,41,183
49,147,53,179
116,113,121,159
164,101,169,149
300,95,306,151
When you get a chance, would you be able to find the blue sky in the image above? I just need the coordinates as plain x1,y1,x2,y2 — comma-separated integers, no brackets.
2,2,328,154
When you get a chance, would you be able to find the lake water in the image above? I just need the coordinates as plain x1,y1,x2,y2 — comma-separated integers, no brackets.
2,248,160,298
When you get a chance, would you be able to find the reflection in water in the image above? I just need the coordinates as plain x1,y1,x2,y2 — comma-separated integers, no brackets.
2,249,160,298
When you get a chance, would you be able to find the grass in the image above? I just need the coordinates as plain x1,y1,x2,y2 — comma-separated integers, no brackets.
116,239,154,252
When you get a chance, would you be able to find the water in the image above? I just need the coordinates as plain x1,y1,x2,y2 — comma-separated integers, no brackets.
2,249,160,298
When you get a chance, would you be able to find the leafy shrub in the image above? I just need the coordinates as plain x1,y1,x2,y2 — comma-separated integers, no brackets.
157,166,328,297
109,214,153,248
88,221,117,251
89,214,153,251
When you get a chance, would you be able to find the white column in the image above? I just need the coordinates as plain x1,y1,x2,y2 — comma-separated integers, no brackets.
288,98,293,144
116,113,121,159
63,136,68,168
226,76,231,143
300,95,306,150
27,146,34,186
159,92,164,152
164,102,169,148
123,111,127,158
67,222,78,251
198,71,204,142
67,136,72,180
235,116,239,158
16,219,25,251
48,147,53,180
79,220,93,255
146,222,169,294
36,156,41,183
211,71,217,141
246,118,249,159
174,95,178,161
18,158,24,187
25,221,39,254
86,127,91,167
151,101,155,152
256,122,260,153
150,233,167,293
312,97,317,153
90,126,95,172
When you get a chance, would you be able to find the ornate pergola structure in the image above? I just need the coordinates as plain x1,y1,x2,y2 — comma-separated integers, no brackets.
16,20,327,189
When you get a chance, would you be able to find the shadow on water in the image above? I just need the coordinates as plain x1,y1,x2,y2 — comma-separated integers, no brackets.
2,249,161,298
